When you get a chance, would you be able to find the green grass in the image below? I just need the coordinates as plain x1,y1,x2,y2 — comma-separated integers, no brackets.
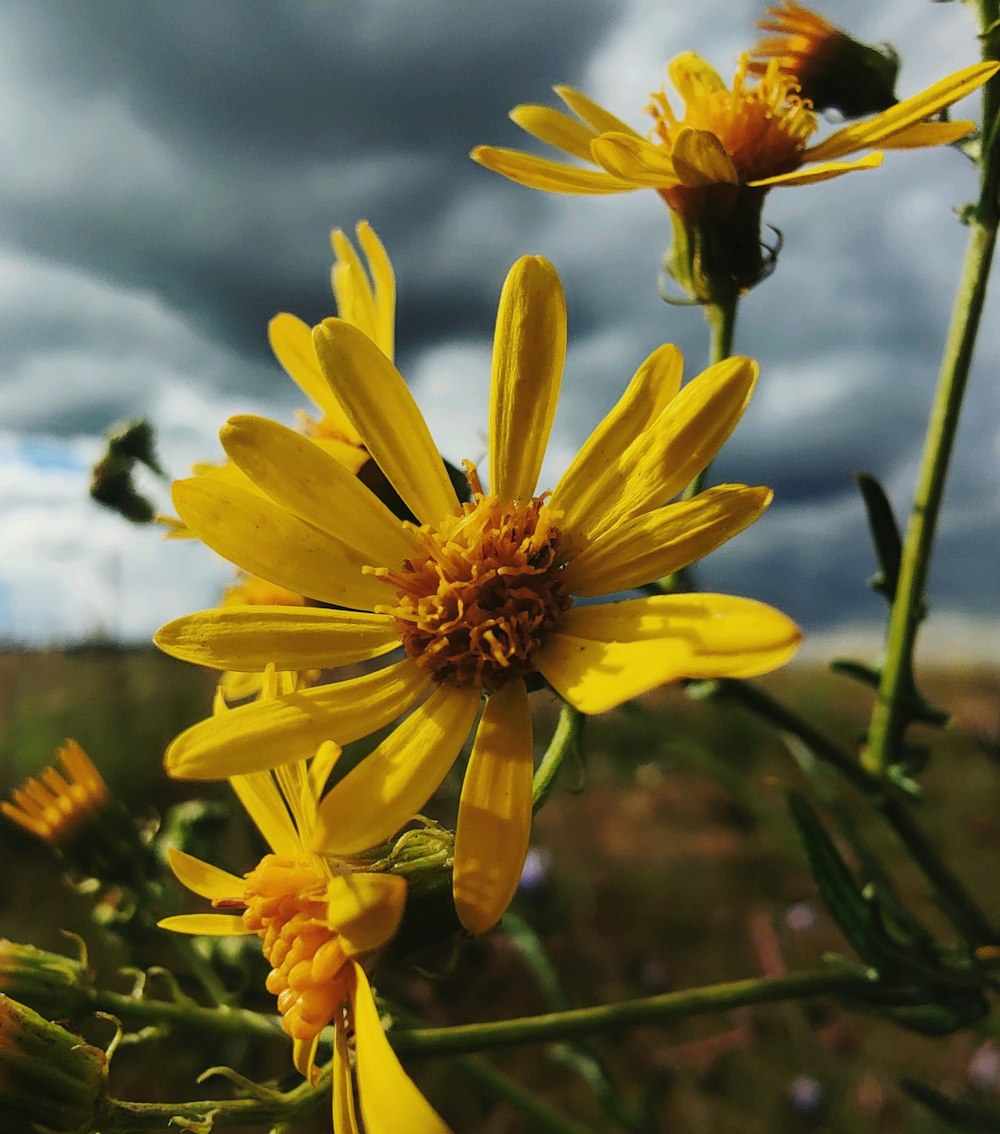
2,648,1000,1132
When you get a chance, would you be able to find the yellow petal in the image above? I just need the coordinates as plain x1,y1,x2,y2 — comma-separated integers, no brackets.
350,963,453,1134
875,119,977,151
331,228,380,350
156,607,400,673
157,914,252,935
218,669,265,702
313,318,460,525
327,873,407,956
589,132,680,187
510,104,598,161
671,127,738,187
333,1020,361,1134
313,436,370,476
750,152,882,188
165,848,245,901
553,85,643,137
314,684,481,856
571,356,758,542
537,595,801,713
565,485,772,596
551,343,683,534
470,145,637,194
805,61,1000,161
668,52,727,103
172,477,386,612
268,313,361,443
165,659,430,780
489,257,566,501
229,771,302,857
453,680,533,935
295,1034,323,1085
356,221,396,361
221,415,416,566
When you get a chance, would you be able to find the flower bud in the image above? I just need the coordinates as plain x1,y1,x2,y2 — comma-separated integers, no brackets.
0,994,105,1132
750,2,899,117
0,940,92,1019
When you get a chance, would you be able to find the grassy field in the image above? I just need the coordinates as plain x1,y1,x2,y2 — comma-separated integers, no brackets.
2,647,1000,1133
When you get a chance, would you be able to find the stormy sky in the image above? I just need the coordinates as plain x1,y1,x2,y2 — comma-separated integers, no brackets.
2,0,998,658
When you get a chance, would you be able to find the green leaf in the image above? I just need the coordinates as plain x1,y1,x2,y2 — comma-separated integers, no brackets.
853,471,902,602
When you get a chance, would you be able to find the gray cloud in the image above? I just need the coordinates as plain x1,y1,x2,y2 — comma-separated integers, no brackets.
1,0,998,648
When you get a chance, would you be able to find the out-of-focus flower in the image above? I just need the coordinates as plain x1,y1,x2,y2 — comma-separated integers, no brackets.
1,742,146,885
472,57,997,303
2,741,108,845
0,994,106,1133
163,222,400,701
156,255,800,935
159,673,449,1134
165,220,393,537
749,2,899,117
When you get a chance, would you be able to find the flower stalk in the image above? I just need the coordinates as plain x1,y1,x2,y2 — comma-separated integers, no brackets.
864,33,1000,777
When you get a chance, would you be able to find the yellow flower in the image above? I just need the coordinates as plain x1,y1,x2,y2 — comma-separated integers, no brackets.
165,222,397,699
164,219,393,542
472,56,997,300
159,687,449,1134
156,256,801,934
749,2,899,117
2,741,109,845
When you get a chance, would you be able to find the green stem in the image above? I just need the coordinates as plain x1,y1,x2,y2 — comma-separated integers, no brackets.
89,986,286,1041
97,1070,328,1130
389,968,863,1056
533,703,583,813
713,679,994,944
683,297,739,501
865,57,1000,775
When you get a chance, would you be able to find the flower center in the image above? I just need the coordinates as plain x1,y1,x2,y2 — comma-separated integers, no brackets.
241,854,348,1045
649,55,816,183
371,464,572,690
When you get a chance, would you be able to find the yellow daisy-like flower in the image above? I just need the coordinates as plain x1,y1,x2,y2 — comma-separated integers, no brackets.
165,219,393,543
749,2,900,117
472,56,997,300
2,741,109,845
156,256,801,934
166,222,397,699
160,689,449,1134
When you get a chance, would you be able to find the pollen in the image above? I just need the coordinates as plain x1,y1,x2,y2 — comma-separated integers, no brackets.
242,854,349,1046
649,55,816,185
371,463,572,690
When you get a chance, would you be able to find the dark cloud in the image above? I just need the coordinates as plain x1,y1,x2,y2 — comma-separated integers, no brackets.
0,0,616,372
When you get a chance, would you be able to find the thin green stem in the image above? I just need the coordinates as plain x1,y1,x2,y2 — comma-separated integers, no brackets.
89,986,286,1041
533,703,583,813
712,679,994,944
865,222,997,774
97,1069,328,1130
683,297,739,501
865,52,1000,775
389,968,863,1056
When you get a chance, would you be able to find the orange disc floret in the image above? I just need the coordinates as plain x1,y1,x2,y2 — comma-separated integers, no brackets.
242,855,349,1044
371,465,572,690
